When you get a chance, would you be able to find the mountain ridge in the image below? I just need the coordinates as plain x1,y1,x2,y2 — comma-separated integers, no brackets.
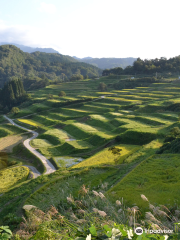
72,56,137,69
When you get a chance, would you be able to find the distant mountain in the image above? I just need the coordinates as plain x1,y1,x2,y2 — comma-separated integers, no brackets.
73,57,137,69
0,42,59,54
0,45,102,88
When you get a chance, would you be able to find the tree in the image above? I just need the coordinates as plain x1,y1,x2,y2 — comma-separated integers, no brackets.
108,147,122,155
70,74,84,81
23,93,32,101
11,107,20,114
108,146,122,163
98,82,107,92
84,74,89,79
7,84,15,107
58,91,66,97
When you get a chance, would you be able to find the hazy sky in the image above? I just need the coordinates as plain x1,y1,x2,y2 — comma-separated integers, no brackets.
0,0,179,59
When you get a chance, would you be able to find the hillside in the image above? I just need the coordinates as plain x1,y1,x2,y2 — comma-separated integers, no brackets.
1,75,180,238
0,45,102,88
0,42,59,54
73,56,137,69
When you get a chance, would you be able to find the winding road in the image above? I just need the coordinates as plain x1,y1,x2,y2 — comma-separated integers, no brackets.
4,115,56,177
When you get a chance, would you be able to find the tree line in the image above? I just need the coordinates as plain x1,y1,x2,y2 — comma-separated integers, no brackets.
0,79,30,111
102,56,180,75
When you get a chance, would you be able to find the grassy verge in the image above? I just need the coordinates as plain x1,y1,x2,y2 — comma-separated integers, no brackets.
12,143,46,174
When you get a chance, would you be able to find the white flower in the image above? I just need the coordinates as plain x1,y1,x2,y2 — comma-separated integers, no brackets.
116,200,121,206
67,194,74,203
99,192,105,199
92,190,99,197
164,235,168,240
98,210,107,217
86,234,91,240
92,208,99,213
112,228,121,236
141,194,148,202
127,229,133,239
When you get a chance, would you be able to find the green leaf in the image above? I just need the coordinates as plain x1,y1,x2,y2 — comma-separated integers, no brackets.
2,229,11,235
0,226,11,232
106,230,112,238
103,225,111,232
89,226,97,236
0,232,11,240
119,227,127,237
0,227,6,231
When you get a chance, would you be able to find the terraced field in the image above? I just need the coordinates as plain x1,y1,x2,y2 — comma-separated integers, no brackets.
0,166,29,193
1,75,180,226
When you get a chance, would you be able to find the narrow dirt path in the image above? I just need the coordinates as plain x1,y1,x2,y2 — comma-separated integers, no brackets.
4,115,56,175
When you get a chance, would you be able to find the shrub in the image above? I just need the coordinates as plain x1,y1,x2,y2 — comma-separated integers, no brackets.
11,107,20,115
98,82,107,92
58,91,66,97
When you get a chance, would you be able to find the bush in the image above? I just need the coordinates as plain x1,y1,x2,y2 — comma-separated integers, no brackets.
58,91,66,97
98,82,107,92
11,107,20,115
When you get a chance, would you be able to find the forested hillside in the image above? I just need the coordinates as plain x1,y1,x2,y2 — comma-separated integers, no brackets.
74,56,136,69
103,56,180,75
0,45,102,88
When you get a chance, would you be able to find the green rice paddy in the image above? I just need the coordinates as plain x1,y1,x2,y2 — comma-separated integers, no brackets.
1,75,180,222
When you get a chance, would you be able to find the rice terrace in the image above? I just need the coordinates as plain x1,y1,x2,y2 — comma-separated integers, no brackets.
1,48,180,238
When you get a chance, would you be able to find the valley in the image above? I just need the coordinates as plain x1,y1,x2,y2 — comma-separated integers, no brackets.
1,75,180,224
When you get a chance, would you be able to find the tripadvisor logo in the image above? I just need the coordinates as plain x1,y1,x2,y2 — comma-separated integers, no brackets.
135,227,143,235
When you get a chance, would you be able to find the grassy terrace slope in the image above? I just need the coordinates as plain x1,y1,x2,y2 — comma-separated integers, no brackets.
108,154,180,210
1,75,180,228
5,78,180,164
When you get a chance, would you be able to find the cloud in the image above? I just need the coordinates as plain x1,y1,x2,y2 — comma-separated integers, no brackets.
0,21,46,47
39,2,57,14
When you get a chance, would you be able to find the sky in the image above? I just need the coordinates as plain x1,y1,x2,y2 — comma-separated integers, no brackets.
0,0,180,59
